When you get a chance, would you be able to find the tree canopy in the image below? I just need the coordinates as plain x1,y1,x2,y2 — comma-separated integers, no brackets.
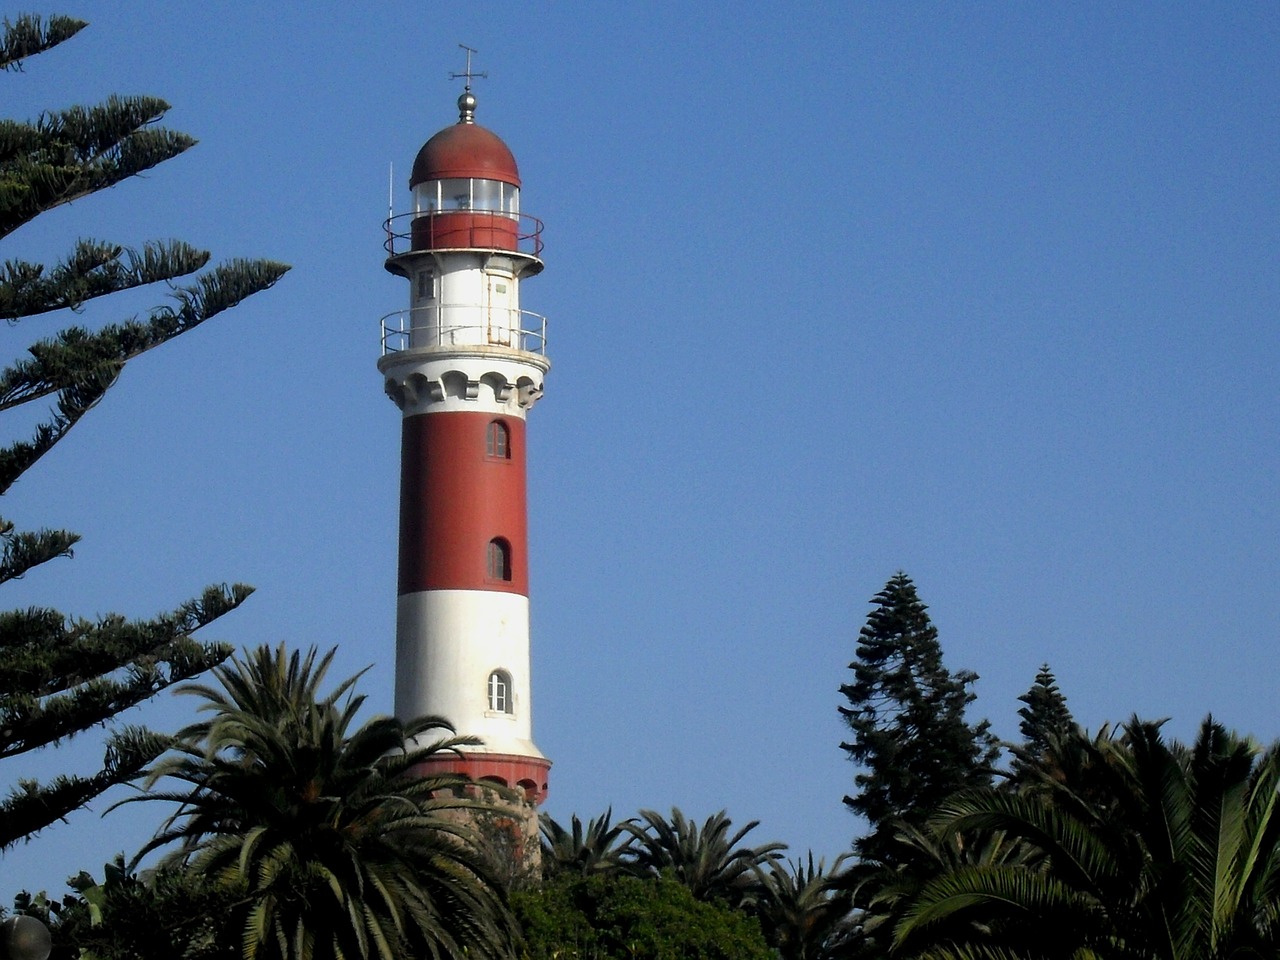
1010,663,1076,784
512,873,774,960
623,808,786,909
120,645,516,960
896,717,1280,960
751,853,855,960
839,572,998,864
540,808,635,879
0,13,288,849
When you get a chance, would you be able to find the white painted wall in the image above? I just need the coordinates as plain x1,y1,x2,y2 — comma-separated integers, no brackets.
379,350,548,417
406,252,524,350
395,588,544,760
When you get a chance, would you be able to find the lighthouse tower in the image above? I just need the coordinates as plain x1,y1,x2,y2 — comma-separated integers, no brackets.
379,81,550,804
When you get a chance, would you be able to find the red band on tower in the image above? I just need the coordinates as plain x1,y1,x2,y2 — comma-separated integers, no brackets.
398,412,528,596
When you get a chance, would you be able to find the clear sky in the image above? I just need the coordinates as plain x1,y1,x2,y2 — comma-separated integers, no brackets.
3,2,1277,896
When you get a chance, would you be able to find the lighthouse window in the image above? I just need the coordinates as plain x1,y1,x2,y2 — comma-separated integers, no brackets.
434,178,469,211
416,179,519,217
472,179,500,211
488,670,513,714
414,180,441,214
415,269,435,300
486,420,510,459
487,538,512,581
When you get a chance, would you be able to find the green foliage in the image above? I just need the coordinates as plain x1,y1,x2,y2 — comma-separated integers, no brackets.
1009,664,1075,784
0,14,86,71
751,853,856,960
540,809,635,879
842,819,1031,959
622,808,786,909
0,14,287,848
839,573,998,864
512,873,773,960
469,802,544,896
22,857,239,960
895,717,1280,959
0,94,195,236
121,644,517,960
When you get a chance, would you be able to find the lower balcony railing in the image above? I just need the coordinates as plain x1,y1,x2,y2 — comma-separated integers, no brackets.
380,307,547,356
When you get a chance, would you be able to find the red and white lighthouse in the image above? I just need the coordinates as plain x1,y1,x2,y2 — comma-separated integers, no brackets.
380,82,550,803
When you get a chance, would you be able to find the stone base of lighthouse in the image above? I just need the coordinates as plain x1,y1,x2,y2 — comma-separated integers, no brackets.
411,771,543,889
408,752,545,886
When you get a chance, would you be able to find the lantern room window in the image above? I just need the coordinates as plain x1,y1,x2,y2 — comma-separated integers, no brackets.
472,179,501,211
415,178,519,217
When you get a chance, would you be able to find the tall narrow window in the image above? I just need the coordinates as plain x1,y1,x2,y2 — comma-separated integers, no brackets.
486,420,510,459
488,670,513,714
487,538,512,581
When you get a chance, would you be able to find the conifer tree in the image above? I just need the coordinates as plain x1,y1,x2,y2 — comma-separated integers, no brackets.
1010,663,1075,783
838,572,997,864
0,14,288,849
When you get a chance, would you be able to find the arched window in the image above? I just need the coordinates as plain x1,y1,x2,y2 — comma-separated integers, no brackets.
486,420,510,459
487,538,511,581
488,670,513,714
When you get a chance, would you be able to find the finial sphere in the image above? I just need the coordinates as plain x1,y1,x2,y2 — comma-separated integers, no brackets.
457,91,477,124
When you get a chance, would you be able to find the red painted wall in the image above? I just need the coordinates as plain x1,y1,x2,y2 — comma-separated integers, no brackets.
411,211,518,252
398,411,528,595
411,753,551,804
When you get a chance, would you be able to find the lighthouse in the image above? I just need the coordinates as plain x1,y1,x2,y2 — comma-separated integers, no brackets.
379,77,551,805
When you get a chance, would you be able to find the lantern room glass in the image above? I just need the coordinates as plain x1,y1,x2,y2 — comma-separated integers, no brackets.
414,178,519,217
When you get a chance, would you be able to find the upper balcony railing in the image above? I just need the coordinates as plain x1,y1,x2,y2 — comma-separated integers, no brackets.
380,306,547,357
383,211,544,258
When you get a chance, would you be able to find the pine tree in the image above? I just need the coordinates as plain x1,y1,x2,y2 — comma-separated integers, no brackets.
838,572,997,864
1010,663,1075,783
0,14,288,849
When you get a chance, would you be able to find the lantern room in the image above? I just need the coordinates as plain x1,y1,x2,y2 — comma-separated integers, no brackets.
402,91,532,254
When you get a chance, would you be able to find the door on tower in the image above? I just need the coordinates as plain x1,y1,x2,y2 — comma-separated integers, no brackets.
485,271,514,347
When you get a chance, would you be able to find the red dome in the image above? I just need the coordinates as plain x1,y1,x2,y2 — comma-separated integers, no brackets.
409,122,521,188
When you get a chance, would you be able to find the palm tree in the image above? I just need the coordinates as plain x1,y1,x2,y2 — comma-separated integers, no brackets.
752,852,856,960
539,808,634,878
122,644,516,960
895,717,1280,960
840,818,1030,960
622,807,786,908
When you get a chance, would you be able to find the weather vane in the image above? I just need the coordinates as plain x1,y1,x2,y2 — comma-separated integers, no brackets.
449,44,487,92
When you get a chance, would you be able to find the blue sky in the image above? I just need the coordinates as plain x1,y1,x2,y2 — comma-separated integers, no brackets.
3,3,1277,895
